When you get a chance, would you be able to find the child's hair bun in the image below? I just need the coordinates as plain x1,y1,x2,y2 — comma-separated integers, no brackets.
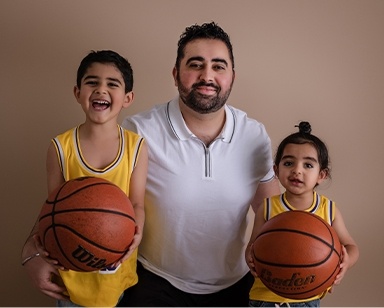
295,121,312,134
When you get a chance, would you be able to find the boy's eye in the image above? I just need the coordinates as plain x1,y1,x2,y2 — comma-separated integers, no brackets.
85,80,97,86
283,161,292,167
305,163,314,168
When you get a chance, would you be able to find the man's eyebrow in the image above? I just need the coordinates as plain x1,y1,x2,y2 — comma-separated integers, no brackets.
186,56,204,65
212,58,228,67
186,56,228,67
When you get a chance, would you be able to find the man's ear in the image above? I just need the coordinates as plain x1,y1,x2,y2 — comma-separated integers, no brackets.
172,67,178,87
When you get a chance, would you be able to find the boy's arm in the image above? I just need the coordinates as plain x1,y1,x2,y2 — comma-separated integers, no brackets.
46,142,66,194
21,142,68,300
118,140,148,264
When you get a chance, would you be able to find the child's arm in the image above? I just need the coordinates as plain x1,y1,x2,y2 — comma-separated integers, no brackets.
245,180,279,276
117,141,148,264
34,142,66,265
21,142,68,300
251,178,280,214
36,141,66,265
245,202,266,277
46,142,66,195
331,207,360,285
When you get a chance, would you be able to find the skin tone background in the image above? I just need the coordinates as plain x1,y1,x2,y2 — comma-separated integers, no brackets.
1,0,383,306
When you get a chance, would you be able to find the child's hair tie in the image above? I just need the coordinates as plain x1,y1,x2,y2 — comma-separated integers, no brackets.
295,121,312,134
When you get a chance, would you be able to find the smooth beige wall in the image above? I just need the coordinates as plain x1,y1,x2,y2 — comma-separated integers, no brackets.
2,0,383,306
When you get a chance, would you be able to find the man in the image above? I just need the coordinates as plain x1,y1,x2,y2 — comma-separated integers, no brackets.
119,22,280,307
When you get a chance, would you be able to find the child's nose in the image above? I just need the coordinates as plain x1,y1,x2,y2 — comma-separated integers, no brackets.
292,167,302,175
94,85,107,94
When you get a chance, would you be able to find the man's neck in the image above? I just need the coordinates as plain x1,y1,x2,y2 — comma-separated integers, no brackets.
179,101,226,146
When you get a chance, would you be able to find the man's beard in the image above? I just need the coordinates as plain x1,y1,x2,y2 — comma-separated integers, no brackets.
177,79,233,114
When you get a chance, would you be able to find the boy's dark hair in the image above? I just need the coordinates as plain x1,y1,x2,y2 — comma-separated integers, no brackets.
275,122,331,177
175,21,234,71
76,50,133,93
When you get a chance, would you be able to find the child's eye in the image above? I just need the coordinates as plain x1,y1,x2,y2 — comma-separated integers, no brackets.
283,161,293,167
85,80,97,86
305,163,314,168
108,82,119,87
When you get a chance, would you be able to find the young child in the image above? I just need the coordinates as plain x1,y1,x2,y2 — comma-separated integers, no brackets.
246,121,359,307
21,50,148,307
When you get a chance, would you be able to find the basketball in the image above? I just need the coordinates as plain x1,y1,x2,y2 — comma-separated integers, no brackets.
252,211,342,300
38,176,136,272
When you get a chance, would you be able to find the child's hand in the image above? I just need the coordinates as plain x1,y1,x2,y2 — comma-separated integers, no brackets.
33,234,66,270
24,235,69,300
333,245,349,285
24,255,69,300
245,243,258,277
111,225,143,267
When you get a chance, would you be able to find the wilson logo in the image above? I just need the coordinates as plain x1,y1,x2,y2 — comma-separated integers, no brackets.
71,245,112,269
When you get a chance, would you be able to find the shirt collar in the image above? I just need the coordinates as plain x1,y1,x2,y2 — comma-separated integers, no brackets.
166,96,235,143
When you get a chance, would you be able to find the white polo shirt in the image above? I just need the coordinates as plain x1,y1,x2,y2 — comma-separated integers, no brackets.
122,97,274,294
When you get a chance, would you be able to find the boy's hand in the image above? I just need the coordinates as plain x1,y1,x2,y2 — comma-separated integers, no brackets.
33,234,66,270
24,244,69,300
111,225,143,267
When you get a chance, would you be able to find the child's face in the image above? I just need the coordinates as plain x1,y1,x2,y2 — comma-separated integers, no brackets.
74,62,133,124
275,143,327,195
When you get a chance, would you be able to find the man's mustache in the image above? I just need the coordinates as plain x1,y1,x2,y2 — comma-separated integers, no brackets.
192,81,220,91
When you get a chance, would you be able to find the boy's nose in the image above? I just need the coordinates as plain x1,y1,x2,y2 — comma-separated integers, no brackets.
94,87,107,94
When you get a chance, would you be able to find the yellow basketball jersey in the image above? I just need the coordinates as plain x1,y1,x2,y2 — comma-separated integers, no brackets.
52,125,144,307
249,192,336,303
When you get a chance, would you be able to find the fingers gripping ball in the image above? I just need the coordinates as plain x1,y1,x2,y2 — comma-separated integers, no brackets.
38,176,136,272
252,211,342,300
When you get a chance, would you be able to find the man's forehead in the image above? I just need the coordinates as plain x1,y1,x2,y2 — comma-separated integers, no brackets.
183,39,231,62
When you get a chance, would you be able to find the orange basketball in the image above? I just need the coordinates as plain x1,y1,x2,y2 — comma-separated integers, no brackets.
252,211,342,299
38,176,136,272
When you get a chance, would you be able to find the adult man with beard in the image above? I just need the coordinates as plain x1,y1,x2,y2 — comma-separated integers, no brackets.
119,22,280,307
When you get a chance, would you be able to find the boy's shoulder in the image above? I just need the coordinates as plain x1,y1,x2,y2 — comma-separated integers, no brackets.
54,126,77,139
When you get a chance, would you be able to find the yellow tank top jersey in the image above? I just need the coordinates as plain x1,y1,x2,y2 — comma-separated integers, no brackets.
52,125,144,307
249,192,336,303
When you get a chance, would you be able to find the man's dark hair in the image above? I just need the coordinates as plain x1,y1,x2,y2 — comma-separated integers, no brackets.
175,21,234,71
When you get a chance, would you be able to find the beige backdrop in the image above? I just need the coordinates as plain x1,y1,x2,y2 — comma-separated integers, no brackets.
1,0,383,306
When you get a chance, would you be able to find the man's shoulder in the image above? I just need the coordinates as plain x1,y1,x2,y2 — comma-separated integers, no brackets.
120,125,141,138
122,102,170,133
128,102,169,121
226,104,265,129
